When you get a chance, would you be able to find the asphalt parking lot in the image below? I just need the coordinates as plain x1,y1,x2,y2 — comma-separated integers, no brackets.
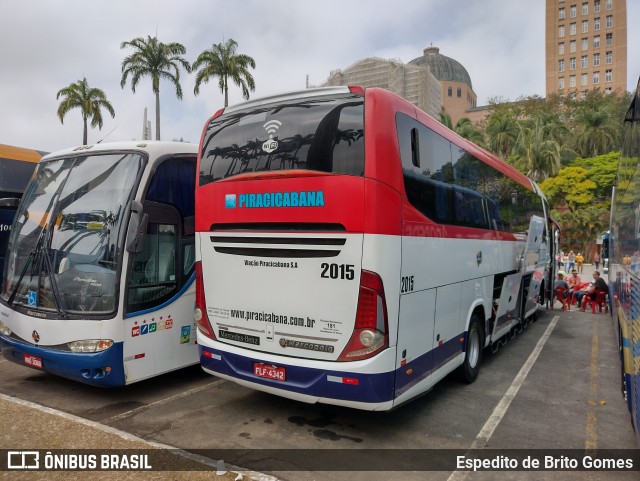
1,265,638,481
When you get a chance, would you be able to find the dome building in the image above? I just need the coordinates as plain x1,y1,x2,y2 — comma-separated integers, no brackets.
323,57,442,118
408,46,478,125
322,46,481,126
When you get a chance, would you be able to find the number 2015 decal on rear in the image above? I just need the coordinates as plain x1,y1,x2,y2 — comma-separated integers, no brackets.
401,275,414,293
320,263,355,280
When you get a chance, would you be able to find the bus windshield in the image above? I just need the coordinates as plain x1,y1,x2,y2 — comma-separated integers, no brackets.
1,152,143,315
199,94,364,185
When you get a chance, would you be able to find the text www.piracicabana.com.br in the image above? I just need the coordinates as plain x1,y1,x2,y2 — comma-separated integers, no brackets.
230,309,315,328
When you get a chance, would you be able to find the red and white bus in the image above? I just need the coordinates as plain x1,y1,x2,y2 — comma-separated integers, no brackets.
194,86,554,410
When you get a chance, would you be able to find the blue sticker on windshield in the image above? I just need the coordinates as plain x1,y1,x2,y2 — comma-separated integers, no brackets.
28,291,37,306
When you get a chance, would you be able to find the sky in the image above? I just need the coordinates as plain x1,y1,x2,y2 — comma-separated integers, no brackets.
1,0,638,153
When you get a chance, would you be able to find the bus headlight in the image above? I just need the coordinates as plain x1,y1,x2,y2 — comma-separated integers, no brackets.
194,307,203,322
0,320,11,336
68,340,114,353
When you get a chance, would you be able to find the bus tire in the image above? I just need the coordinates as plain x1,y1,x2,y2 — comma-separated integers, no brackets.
458,315,483,383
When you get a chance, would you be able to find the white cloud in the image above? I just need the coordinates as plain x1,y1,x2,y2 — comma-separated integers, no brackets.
0,0,637,152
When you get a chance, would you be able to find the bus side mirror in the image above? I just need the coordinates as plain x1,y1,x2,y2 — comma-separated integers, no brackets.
126,200,148,253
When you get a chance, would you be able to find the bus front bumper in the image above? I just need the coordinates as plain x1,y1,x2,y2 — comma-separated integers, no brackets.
0,335,126,387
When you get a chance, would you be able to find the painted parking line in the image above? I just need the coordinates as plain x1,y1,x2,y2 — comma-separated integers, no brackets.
105,379,223,423
446,315,560,481
585,315,601,450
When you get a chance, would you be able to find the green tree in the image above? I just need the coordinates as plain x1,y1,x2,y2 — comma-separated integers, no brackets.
56,77,115,145
539,166,597,211
514,116,564,181
574,107,619,157
573,152,619,201
120,35,190,140
192,38,256,107
454,117,485,146
438,109,453,129
485,108,519,160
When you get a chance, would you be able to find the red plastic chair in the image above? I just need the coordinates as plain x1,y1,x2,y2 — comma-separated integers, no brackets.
570,282,590,306
582,289,608,313
552,287,570,311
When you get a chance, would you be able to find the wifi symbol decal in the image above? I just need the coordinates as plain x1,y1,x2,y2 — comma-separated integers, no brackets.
263,120,282,138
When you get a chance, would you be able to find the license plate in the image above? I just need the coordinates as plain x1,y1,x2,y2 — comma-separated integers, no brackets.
254,362,285,381
24,354,43,369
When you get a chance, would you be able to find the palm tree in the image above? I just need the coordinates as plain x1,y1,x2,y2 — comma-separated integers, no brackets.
438,109,453,130
574,106,619,157
56,78,115,145
454,117,485,146
120,35,190,140
514,116,563,181
485,109,519,160
192,38,256,107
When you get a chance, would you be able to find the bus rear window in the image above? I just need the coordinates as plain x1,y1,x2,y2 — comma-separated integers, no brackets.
199,94,364,185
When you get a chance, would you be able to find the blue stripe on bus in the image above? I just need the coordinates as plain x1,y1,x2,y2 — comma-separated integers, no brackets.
0,335,125,387
200,346,396,403
394,334,465,397
125,273,195,319
200,333,465,404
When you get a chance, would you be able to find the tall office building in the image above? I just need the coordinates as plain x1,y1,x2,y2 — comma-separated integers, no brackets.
546,0,627,97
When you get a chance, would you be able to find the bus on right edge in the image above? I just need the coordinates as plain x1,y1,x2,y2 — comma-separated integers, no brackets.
610,75,640,444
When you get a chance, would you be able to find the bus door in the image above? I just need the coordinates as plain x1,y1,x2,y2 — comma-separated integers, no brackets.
523,215,546,314
492,273,521,341
123,157,197,383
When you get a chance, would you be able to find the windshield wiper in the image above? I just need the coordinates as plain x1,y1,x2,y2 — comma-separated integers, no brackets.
7,193,68,317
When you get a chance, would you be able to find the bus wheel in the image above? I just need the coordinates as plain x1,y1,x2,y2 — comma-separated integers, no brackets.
459,315,483,383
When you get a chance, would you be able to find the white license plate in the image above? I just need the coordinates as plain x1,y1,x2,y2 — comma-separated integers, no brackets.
24,354,43,369
254,362,285,381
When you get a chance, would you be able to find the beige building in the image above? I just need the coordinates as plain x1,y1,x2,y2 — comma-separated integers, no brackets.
408,46,478,125
323,57,442,119
545,0,627,97
323,47,480,125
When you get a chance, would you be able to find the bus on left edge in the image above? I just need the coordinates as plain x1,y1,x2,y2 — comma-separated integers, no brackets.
0,144,46,276
0,141,199,387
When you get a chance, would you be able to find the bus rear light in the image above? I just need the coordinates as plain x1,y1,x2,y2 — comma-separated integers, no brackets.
339,270,389,361
348,85,365,96
195,261,216,340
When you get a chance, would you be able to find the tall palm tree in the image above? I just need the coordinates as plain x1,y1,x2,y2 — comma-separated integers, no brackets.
56,78,115,145
120,35,190,140
192,38,256,107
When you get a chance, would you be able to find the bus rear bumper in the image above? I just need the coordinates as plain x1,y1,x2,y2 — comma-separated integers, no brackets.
199,345,396,411
0,335,126,387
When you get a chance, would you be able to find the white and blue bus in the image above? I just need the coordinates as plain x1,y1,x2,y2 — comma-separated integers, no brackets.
194,86,554,410
0,141,199,386
609,76,640,445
